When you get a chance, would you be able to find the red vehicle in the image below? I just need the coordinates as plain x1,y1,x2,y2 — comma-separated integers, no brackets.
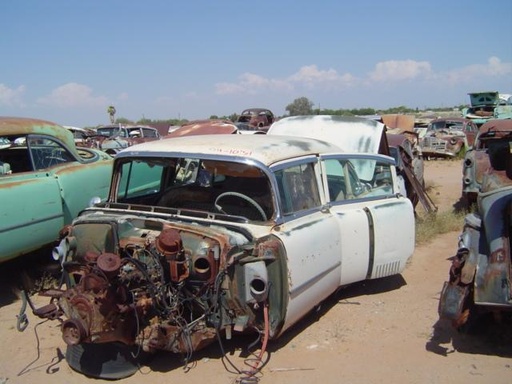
236,108,275,131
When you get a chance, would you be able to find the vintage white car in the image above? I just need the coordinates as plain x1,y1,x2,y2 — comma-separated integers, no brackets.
26,130,415,379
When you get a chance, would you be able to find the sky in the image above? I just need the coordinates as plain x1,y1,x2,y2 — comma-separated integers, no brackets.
1,1,511,127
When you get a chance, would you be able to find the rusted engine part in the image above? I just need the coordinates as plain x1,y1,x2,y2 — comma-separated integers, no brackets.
439,188,512,328
39,220,275,361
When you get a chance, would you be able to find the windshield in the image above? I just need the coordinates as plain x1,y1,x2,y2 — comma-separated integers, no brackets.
114,157,274,221
97,127,126,137
430,121,463,131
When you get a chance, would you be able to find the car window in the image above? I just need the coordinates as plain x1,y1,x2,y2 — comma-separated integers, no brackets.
117,160,165,200
323,157,394,201
127,128,142,137
116,158,274,221
142,128,158,138
275,162,321,215
28,136,75,170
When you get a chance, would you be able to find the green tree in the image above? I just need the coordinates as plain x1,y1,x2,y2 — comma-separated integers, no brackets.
107,105,116,124
115,117,132,124
285,97,314,116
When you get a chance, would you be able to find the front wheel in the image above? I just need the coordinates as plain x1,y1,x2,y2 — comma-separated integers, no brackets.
66,342,145,379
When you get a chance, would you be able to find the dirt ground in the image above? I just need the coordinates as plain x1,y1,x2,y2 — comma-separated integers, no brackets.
1,159,511,384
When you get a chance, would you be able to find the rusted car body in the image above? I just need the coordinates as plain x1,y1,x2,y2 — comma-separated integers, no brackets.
462,119,512,205
64,126,100,148
0,117,113,262
379,114,436,212
165,119,238,137
415,117,478,159
234,121,268,134
25,128,414,379
462,91,512,127
386,131,436,213
95,124,161,154
439,131,512,329
236,108,274,131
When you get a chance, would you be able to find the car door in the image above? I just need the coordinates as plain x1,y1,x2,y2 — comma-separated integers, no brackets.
320,154,415,286
270,157,342,329
0,139,65,261
464,121,478,148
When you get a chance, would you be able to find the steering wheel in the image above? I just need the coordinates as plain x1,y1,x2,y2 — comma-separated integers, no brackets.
214,192,267,221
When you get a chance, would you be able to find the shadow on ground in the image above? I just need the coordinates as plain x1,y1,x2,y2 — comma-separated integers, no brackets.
138,274,407,376
0,246,59,308
426,313,512,358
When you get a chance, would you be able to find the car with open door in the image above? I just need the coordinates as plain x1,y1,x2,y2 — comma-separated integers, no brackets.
23,129,414,380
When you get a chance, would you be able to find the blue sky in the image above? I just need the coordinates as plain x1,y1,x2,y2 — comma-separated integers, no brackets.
1,1,511,127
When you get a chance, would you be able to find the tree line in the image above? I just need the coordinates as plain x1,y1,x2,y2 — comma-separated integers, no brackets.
105,96,466,127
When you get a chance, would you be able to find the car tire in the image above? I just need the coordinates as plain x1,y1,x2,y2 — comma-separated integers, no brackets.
65,342,143,379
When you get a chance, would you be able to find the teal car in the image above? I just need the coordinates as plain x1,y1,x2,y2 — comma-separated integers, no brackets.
0,117,113,263
463,91,512,126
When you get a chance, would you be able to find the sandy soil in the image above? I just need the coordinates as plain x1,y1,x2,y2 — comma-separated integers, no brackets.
1,159,511,384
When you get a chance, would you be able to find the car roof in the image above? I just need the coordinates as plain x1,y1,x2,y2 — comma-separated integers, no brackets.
0,116,79,156
241,108,272,114
166,120,238,137
116,133,342,166
429,117,472,123
478,119,512,134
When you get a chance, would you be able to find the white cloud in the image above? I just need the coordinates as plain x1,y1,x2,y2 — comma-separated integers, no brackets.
215,72,293,95
215,82,245,95
37,83,108,108
440,56,512,84
289,65,347,84
215,57,510,95
215,65,356,95
0,84,26,107
368,60,432,82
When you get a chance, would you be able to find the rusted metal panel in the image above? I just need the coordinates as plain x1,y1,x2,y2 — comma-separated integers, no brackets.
463,119,512,203
439,185,512,329
166,119,238,137
381,114,415,130
473,188,512,305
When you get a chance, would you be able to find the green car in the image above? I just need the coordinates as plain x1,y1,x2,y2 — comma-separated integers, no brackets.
0,117,113,263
